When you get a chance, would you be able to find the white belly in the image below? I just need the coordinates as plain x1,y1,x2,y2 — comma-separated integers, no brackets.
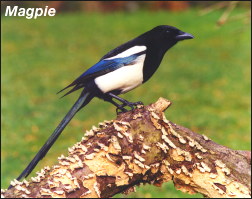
94,55,146,94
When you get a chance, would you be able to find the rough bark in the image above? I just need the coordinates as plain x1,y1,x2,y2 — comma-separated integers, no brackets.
2,98,251,198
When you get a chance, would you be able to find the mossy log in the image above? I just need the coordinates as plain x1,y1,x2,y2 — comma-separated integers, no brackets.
2,98,251,198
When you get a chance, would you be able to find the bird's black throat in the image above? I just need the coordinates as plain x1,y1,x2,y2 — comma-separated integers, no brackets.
142,40,177,83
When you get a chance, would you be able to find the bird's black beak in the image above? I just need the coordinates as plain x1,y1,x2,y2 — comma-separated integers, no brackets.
175,32,194,41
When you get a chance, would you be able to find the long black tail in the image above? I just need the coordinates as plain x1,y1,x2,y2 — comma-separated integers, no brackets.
8,89,94,189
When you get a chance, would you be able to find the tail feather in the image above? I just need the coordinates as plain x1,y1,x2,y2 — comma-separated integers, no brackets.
59,84,84,98
56,82,75,94
8,90,94,189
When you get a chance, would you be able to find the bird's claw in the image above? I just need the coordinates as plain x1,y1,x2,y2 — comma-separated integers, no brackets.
133,101,144,106
116,101,144,114
116,106,128,114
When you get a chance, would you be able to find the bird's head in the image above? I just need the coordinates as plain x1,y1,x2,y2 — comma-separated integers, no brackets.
152,25,194,41
142,25,194,51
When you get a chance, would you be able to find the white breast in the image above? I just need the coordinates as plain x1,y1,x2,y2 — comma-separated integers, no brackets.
94,54,146,94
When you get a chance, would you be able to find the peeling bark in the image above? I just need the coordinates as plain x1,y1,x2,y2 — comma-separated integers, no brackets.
2,98,251,198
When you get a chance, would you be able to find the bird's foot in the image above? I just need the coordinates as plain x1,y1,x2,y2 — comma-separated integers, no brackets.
116,106,128,114
132,101,144,106
116,101,144,114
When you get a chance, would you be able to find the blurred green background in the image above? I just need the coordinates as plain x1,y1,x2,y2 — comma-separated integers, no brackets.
1,1,251,198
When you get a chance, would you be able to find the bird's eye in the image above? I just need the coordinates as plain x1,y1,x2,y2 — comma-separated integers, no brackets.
166,30,170,33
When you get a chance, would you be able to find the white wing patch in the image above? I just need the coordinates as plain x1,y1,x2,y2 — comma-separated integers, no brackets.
95,54,146,94
104,46,147,60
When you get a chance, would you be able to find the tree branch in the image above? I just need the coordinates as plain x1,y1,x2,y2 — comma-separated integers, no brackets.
2,98,251,198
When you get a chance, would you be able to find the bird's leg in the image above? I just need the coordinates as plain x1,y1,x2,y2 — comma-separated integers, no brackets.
108,93,144,113
110,100,129,114
103,95,128,113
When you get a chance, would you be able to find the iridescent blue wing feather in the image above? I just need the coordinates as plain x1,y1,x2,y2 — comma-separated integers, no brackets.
58,51,145,96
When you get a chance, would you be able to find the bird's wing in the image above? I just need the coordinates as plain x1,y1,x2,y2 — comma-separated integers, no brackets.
58,50,146,97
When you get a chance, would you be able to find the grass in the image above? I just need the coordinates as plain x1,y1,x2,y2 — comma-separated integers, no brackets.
1,9,251,198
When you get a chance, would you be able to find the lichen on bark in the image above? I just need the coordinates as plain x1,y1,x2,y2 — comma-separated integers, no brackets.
2,98,251,198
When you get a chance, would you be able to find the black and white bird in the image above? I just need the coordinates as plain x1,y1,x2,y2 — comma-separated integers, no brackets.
10,25,194,187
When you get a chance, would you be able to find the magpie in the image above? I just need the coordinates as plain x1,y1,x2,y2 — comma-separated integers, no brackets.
10,25,193,187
